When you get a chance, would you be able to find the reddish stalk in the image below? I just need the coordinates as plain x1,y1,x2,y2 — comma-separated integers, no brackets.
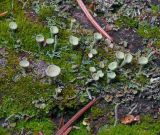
76,0,113,42
62,127,73,135
55,97,100,135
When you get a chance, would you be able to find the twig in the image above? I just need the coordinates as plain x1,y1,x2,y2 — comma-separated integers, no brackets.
76,0,113,42
128,104,138,115
114,103,120,127
55,97,100,135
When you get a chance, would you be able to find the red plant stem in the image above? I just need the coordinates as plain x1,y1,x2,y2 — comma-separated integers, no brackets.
76,0,113,42
55,97,99,135
62,127,73,135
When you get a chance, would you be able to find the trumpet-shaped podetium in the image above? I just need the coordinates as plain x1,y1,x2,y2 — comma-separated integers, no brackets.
116,51,125,60
69,35,79,46
50,26,59,34
36,34,45,43
138,56,148,65
99,61,105,68
70,18,76,30
89,67,96,73
97,70,104,78
19,59,30,68
88,52,93,58
90,49,98,55
107,71,116,79
71,18,76,24
46,38,54,45
108,61,118,70
120,53,133,67
137,56,149,75
124,53,133,63
94,32,102,41
45,64,61,77
92,73,99,81
9,22,18,30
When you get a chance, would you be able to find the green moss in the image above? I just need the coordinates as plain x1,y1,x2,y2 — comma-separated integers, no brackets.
116,75,128,83
39,6,54,20
0,4,50,52
97,48,115,63
151,5,159,14
0,0,71,54
114,15,160,42
57,85,77,110
155,40,160,49
0,127,10,135
91,106,104,119
16,118,55,135
70,124,90,135
115,16,138,28
137,23,160,39
0,0,81,118
0,0,12,13
135,74,149,86
98,116,160,135
0,48,56,117
0,75,56,117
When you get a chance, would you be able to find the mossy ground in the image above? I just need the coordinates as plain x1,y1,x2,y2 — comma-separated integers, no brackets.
98,116,160,135
0,0,160,134
0,0,82,133
115,4,160,48
70,115,160,135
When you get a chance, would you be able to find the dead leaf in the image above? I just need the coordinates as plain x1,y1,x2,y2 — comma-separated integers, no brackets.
121,115,140,124
121,115,134,124
0,11,8,17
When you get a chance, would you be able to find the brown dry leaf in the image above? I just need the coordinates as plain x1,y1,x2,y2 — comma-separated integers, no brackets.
121,115,140,124
121,115,134,124
0,11,8,17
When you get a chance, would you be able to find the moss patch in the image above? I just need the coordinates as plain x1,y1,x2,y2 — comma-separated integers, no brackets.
115,16,138,28
16,118,55,135
98,116,160,135
0,127,10,135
